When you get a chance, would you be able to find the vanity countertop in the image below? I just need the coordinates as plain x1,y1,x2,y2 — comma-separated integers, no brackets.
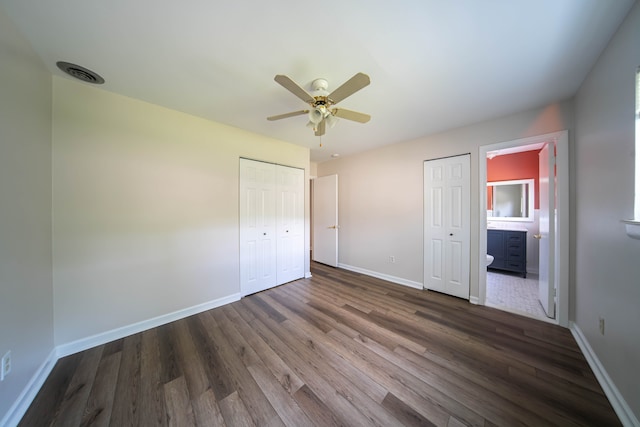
487,225,528,232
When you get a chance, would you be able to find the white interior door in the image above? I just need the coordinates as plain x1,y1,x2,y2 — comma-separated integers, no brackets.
312,174,338,267
538,143,556,317
424,155,470,299
276,165,305,284
240,159,277,295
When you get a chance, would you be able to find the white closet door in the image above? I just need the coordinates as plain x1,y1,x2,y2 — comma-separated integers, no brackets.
240,159,305,296
276,165,305,285
424,154,470,299
240,159,277,296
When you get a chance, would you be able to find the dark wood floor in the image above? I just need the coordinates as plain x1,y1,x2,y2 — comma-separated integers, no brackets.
20,262,620,426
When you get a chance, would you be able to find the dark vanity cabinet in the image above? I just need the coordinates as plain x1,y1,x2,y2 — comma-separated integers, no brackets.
487,229,527,277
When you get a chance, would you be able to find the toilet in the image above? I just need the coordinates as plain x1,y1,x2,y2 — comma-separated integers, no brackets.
486,254,494,267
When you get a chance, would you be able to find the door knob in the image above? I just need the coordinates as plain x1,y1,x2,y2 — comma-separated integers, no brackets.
328,225,338,229
533,234,542,239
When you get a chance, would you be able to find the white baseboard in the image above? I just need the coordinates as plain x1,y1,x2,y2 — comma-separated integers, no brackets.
57,293,242,358
0,348,57,427
469,296,480,305
305,271,312,278
337,263,423,290
570,322,639,427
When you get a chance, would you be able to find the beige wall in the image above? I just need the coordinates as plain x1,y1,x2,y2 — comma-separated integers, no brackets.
52,77,310,345
318,100,573,296
574,1,640,417
0,7,53,423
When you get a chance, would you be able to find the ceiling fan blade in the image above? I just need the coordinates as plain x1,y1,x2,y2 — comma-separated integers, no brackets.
327,72,370,104
274,75,315,104
315,119,326,136
267,110,308,121
333,108,371,123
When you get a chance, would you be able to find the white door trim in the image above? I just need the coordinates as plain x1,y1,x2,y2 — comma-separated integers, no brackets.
478,130,569,327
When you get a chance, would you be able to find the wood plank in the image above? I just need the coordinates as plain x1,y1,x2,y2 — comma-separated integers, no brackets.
109,333,142,426
218,391,256,427
80,351,121,427
171,319,210,399
192,389,226,427
247,363,315,427
293,385,345,427
163,376,195,427
51,346,103,426
139,328,167,427
381,392,437,427
156,323,182,385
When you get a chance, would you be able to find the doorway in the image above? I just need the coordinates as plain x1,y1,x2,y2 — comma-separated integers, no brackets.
478,131,569,327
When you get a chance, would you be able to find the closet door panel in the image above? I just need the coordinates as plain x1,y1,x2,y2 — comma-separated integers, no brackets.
240,159,277,295
276,165,305,285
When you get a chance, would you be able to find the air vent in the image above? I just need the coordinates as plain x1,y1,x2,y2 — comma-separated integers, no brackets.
56,61,105,84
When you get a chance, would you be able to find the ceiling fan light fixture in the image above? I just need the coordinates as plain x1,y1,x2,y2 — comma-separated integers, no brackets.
325,113,338,128
308,107,325,124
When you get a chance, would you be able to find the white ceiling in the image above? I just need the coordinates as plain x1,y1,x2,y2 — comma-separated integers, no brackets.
1,0,635,162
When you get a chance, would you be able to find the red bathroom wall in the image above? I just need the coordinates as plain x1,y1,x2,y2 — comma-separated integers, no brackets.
487,150,540,209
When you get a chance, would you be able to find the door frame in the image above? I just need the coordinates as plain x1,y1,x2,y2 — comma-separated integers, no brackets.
478,130,569,327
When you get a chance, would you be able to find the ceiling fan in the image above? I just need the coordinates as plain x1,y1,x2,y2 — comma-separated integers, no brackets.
267,72,371,136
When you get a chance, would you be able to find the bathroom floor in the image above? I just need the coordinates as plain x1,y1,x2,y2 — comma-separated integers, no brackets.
486,270,550,321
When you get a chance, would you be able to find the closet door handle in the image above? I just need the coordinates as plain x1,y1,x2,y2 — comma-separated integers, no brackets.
533,234,542,239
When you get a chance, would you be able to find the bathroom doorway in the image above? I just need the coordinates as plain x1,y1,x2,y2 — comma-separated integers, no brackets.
478,131,569,327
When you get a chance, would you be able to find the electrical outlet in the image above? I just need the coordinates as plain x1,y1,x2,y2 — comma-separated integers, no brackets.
389,255,396,263
1,351,11,381
599,317,605,335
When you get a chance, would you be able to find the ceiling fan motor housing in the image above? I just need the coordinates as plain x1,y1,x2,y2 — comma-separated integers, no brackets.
311,78,329,93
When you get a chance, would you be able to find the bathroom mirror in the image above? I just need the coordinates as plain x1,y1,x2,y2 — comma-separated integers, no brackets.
487,179,534,222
